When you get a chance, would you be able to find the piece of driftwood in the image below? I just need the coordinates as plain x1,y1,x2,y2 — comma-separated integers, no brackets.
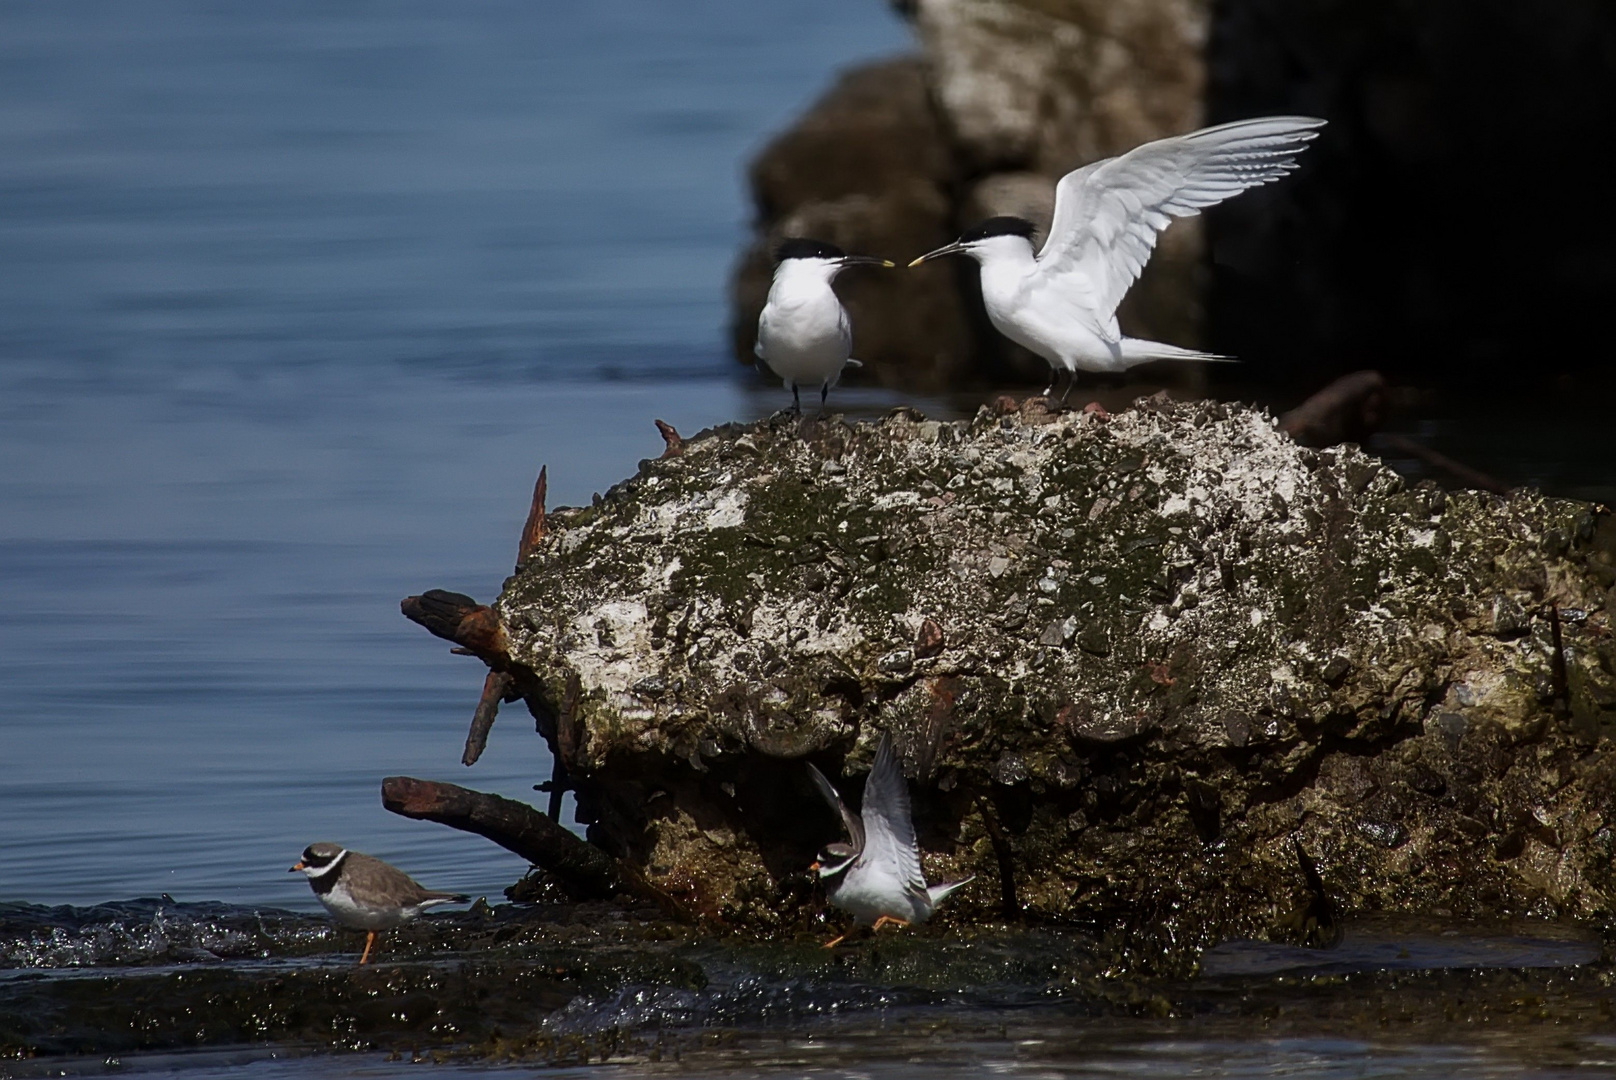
1377,433,1510,496
1278,370,1387,447
537,758,570,821
462,671,515,767
400,590,507,661
1280,371,1511,494
381,776,691,922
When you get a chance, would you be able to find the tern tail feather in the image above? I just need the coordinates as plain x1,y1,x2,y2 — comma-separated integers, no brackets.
1117,338,1233,367
926,876,974,908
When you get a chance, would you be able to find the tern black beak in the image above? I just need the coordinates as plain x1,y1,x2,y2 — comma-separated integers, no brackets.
907,241,967,267
837,255,895,268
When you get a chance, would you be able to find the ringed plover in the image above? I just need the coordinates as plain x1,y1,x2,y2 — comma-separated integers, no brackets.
290,842,468,964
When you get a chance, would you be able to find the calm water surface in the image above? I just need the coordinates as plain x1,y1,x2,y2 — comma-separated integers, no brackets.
0,0,910,910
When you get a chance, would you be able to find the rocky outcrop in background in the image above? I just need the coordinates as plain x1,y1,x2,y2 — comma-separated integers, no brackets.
444,398,1616,953
733,0,1616,394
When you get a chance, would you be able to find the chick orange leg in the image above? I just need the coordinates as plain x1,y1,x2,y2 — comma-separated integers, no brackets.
359,930,378,965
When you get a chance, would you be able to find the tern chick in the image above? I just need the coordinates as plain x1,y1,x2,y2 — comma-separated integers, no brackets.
807,735,972,946
755,238,892,415
910,116,1326,401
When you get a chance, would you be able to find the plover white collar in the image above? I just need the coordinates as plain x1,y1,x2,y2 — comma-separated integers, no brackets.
290,842,468,964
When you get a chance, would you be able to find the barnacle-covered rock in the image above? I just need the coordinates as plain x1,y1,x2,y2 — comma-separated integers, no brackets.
496,397,1616,947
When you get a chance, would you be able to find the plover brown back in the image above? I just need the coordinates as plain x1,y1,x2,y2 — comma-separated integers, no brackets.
290,842,468,964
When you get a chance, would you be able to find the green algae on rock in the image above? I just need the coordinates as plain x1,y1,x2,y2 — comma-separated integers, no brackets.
482,397,1616,947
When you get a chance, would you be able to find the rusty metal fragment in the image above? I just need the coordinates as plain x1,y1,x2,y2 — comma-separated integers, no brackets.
516,465,548,568
654,419,683,458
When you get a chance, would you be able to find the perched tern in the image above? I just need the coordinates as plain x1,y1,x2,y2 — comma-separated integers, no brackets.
910,116,1326,400
807,735,972,947
755,238,893,414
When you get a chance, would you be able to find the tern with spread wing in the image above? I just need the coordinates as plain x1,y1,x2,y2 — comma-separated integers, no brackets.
909,116,1326,400
807,735,972,947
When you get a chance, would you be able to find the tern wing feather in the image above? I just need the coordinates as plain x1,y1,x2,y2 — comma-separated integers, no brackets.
1037,116,1325,341
807,762,865,854
858,734,929,895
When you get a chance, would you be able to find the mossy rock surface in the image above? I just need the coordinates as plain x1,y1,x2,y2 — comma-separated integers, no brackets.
496,397,1616,947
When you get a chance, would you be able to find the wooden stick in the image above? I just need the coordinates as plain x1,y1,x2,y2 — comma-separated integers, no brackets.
1377,433,1511,496
544,757,569,820
1279,370,1387,447
974,795,1019,921
382,776,692,921
400,590,508,660
462,671,513,766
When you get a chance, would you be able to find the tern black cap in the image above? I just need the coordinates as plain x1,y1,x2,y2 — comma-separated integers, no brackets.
959,216,1037,243
775,238,847,262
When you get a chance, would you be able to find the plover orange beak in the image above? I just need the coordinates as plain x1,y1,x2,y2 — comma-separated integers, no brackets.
808,861,822,871
289,862,307,872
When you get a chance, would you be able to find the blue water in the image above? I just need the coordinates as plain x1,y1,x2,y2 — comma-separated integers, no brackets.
0,1,912,910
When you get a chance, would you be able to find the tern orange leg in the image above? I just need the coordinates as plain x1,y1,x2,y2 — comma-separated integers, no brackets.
821,933,847,949
870,916,910,933
358,930,378,965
